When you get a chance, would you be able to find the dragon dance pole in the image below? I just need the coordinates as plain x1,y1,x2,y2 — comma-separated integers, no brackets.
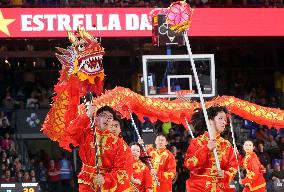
184,117,195,138
85,94,102,192
183,32,221,171
127,109,160,186
229,116,242,182
90,118,102,192
160,0,220,170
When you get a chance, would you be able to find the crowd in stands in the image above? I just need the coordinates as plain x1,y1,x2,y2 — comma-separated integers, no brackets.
0,0,283,8
0,68,53,109
0,115,73,192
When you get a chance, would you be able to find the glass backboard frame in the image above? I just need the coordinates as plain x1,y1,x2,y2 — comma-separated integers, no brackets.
142,54,216,98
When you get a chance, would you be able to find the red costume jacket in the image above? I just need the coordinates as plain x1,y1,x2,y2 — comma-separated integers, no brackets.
130,159,152,192
67,112,132,192
241,152,266,192
147,146,176,192
184,132,238,192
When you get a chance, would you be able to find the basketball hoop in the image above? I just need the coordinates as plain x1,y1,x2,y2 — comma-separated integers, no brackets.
176,90,195,101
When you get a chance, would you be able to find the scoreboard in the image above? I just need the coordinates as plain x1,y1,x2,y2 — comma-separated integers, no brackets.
0,183,40,192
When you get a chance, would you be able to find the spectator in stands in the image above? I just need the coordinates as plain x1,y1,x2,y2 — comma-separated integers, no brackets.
26,91,40,108
0,169,16,183
270,127,279,138
39,91,50,108
15,170,23,182
0,111,10,127
256,126,269,142
0,163,6,178
1,133,12,151
0,151,8,165
8,143,17,160
12,157,23,174
271,162,284,180
59,152,73,192
15,86,25,102
47,159,60,192
256,142,271,168
2,91,15,109
30,169,37,182
38,149,49,168
265,135,281,159
27,157,36,170
271,162,284,192
278,136,284,152
256,83,267,99
0,119,11,136
269,96,281,108
248,88,257,103
23,170,31,182
36,161,48,192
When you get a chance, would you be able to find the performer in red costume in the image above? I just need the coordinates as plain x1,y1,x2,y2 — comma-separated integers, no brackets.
110,116,134,191
241,140,266,192
67,105,131,192
143,134,176,192
184,106,238,192
129,143,153,192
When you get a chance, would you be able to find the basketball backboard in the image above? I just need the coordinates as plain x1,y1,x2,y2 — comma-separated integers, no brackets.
142,54,216,99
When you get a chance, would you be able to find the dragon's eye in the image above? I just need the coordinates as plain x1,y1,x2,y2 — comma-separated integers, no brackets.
78,44,85,52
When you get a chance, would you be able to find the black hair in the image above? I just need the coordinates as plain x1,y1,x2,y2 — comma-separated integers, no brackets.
244,139,255,146
113,116,123,128
96,106,116,117
156,133,168,141
129,142,151,166
190,106,228,136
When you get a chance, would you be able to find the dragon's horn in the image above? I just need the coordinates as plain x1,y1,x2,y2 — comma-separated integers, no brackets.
68,31,78,46
77,25,96,44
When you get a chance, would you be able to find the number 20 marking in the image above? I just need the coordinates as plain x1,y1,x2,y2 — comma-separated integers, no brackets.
23,188,34,192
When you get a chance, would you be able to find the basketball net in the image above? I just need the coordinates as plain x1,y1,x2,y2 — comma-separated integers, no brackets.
175,89,195,101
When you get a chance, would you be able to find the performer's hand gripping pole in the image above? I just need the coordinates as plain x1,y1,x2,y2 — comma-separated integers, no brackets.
183,32,221,171
127,108,160,186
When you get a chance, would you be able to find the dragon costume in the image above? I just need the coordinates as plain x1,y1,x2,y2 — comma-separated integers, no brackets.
42,26,284,152
42,26,105,151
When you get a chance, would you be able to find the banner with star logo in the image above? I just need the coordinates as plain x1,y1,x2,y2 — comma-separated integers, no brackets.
0,8,284,37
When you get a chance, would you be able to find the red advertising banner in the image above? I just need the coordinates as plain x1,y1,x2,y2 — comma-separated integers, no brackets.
0,8,284,37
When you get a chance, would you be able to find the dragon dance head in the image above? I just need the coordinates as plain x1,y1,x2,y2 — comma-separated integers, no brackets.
55,26,105,84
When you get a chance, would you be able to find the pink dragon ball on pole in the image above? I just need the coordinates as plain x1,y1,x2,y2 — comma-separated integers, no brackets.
166,0,193,33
